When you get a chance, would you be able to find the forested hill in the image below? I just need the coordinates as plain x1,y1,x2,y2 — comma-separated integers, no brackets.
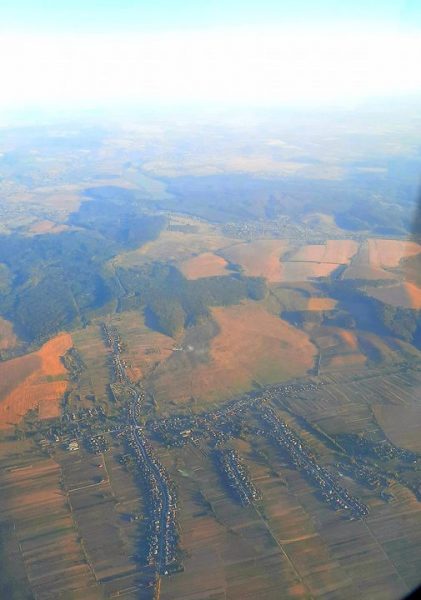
117,263,267,337
0,189,167,344
0,188,268,345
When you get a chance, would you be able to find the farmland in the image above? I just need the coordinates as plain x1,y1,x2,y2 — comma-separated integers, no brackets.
113,216,235,267
153,368,421,600
148,302,317,411
0,333,72,428
0,112,420,600
343,239,421,281
366,282,421,309
287,240,359,265
220,239,289,282
179,252,231,279
0,439,101,599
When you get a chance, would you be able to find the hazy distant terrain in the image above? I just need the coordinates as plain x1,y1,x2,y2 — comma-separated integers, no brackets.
0,108,420,599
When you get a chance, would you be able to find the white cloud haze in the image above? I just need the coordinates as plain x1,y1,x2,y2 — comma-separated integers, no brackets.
1,27,420,111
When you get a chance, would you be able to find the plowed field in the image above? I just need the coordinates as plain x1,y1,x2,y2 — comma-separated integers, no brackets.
0,333,72,428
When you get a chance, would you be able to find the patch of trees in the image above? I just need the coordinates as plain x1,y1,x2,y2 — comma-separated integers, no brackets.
157,170,417,236
0,187,167,343
373,301,420,343
0,231,115,342
70,187,166,247
61,347,86,382
325,279,420,343
117,263,267,337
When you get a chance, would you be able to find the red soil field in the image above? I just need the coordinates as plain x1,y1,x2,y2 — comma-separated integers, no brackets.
306,297,337,311
366,282,421,309
0,333,72,428
151,303,316,407
221,240,289,282
312,326,367,372
328,353,367,369
367,239,421,269
179,252,230,279
281,261,340,282
344,239,421,281
289,240,359,264
338,329,359,351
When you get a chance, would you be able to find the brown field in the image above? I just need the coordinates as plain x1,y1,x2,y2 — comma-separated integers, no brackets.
220,240,289,282
178,252,231,279
0,440,101,599
149,302,316,410
281,370,421,440
402,253,421,287
289,240,359,264
71,324,110,405
55,440,150,595
108,310,174,382
366,281,421,309
357,332,421,365
114,218,235,267
159,388,421,600
373,403,421,452
367,239,421,269
28,219,70,235
306,297,337,311
272,371,421,597
269,285,336,312
311,324,421,373
338,329,359,350
0,333,72,428
0,317,18,350
34,187,85,212
344,239,421,281
281,261,340,282
327,353,367,370
159,443,312,600
310,326,367,372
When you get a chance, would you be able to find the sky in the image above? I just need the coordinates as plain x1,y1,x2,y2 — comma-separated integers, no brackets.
0,1,420,113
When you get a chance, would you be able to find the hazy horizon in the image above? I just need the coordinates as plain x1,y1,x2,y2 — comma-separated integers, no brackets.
1,1,421,117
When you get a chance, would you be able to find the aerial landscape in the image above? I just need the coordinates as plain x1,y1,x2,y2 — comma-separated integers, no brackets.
1,1,421,599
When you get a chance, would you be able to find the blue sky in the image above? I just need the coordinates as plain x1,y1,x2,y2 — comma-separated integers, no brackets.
1,0,420,32
0,1,420,113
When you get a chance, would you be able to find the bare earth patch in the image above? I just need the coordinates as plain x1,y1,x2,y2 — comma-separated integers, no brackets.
366,282,421,309
221,240,289,282
114,217,235,267
280,261,340,282
108,311,174,381
373,403,421,453
0,333,72,428
289,240,359,264
150,302,316,409
367,239,421,269
179,252,230,279
344,239,421,281
306,297,337,311
28,220,70,235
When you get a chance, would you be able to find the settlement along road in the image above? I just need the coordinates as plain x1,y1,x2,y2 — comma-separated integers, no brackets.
128,397,171,574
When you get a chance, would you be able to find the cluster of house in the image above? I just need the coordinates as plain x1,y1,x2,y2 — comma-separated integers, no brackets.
341,433,418,463
125,424,178,572
215,448,261,506
85,434,109,454
259,406,369,519
336,461,389,490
